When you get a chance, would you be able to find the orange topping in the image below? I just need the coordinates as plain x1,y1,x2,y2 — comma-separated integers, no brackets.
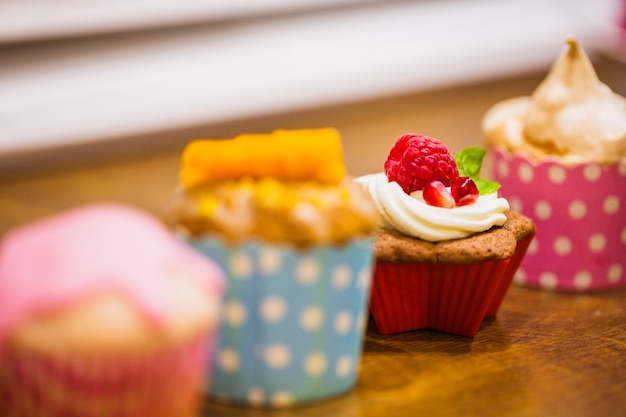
180,128,346,188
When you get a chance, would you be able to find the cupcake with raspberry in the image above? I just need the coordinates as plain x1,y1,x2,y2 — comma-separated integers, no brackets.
165,128,379,407
482,36,626,291
355,134,535,337
0,203,224,417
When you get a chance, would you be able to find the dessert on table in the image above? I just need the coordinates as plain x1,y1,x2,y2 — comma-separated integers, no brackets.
0,203,225,417
356,133,535,337
166,128,379,407
482,36,626,291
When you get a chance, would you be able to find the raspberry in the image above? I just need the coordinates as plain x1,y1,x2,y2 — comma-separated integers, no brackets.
384,134,459,194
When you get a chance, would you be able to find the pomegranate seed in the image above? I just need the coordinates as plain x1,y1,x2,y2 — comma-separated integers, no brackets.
451,176,479,206
423,181,455,208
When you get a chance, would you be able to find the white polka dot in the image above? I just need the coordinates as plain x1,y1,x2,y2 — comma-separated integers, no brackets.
621,228,626,245
230,252,253,279
357,267,371,290
589,234,606,253
608,264,623,283
553,236,572,256
334,310,353,335
260,296,287,323
539,272,558,290
332,264,352,290
527,238,539,255
264,344,291,369
335,356,353,378
518,163,534,183
259,248,282,275
497,160,509,178
218,349,240,372
619,159,626,176
299,306,324,332
304,353,327,377
224,301,248,327
508,196,523,213
271,392,294,407
248,388,265,406
548,166,566,184
568,200,587,220
534,200,552,221
573,270,593,289
513,268,527,285
603,195,620,215
583,165,601,182
296,258,320,285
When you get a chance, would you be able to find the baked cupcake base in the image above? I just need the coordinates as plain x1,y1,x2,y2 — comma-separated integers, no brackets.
369,211,535,337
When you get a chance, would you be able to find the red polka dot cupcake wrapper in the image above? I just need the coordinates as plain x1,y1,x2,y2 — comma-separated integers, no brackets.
188,237,375,407
0,338,210,417
491,148,626,291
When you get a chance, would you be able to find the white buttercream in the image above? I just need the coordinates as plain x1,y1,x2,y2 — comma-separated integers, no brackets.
355,173,509,242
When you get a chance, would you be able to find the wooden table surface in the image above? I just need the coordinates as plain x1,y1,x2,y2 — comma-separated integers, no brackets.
205,284,626,417
2,151,625,417
1,66,625,417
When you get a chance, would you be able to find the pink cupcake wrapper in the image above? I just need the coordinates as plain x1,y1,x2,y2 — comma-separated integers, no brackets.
0,338,212,417
491,149,626,291
370,259,510,337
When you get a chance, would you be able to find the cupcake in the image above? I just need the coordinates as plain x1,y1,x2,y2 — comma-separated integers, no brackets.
482,36,626,291
165,128,379,407
355,134,535,337
0,203,224,417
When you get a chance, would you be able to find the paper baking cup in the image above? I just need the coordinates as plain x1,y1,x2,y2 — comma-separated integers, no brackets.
188,237,375,407
491,149,626,291
0,338,210,417
369,259,510,337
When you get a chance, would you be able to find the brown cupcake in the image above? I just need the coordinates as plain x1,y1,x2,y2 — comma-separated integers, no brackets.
356,134,535,337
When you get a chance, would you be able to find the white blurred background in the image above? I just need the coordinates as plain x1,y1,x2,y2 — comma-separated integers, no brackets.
0,0,624,169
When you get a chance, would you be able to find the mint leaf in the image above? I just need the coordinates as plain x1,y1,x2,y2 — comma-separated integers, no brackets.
454,147,501,195
473,178,501,195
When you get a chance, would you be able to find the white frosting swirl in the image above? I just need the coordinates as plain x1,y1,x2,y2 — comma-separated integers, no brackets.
355,173,509,242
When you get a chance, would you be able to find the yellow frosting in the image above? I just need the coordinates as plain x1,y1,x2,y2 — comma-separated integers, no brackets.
166,179,380,247
180,128,346,188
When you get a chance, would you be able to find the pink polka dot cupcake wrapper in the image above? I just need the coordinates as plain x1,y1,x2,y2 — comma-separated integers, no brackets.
491,148,626,291
0,338,210,417
188,237,375,407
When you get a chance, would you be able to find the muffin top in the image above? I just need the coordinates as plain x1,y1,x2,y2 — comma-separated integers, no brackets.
355,134,536,262
482,36,626,165
0,203,224,354
166,128,380,248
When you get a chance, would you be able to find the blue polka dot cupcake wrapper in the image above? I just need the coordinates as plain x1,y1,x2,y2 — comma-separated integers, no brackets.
188,237,375,407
